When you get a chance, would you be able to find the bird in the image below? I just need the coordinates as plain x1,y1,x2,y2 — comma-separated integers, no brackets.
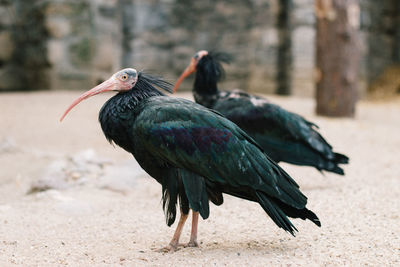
173,50,349,175
60,68,320,252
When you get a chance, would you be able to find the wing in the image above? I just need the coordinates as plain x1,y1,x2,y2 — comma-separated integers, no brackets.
214,91,343,162
132,96,307,210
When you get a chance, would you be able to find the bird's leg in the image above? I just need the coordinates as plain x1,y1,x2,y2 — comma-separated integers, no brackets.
157,212,188,252
185,211,199,247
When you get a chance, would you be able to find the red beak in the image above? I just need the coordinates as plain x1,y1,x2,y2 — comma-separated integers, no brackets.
173,58,197,93
60,77,117,122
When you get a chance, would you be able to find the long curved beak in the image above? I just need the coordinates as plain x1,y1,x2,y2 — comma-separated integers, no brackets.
173,58,197,93
60,77,117,122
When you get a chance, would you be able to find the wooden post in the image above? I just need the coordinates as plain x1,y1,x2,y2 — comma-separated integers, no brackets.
315,0,360,117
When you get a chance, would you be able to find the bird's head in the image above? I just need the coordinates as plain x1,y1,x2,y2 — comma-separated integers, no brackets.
60,68,171,121
173,50,231,93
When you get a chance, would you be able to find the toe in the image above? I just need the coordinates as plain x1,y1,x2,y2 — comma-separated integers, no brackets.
184,240,199,248
154,244,180,253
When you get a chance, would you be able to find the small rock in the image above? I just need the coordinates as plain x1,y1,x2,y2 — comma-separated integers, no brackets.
0,137,18,154
28,160,69,194
99,159,145,194
29,149,112,194
70,172,81,180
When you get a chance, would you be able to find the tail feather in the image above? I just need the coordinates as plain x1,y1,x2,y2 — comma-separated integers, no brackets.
319,152,349,175
178,176,190,215
162,176,179,226
334,152,349,164
254,135,349,175
328,165,345,175
255,190,321,236
255,191,298,236
275,198,321,227
162,172,190,227
302,209,321,227
180,170,210,220
244,145,307,209
205,181,224,206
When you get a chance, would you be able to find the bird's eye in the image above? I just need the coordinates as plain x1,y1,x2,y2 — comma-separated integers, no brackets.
121,74,128,81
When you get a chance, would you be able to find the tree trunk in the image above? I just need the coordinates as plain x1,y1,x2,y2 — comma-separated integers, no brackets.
315,0,360,117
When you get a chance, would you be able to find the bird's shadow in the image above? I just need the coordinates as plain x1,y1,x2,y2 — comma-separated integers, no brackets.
300,182,341,192
301,184,337,191
185,238,298,255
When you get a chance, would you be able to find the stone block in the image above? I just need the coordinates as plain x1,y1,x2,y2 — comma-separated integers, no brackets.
46,17,71,39
0,6,13,25
53,70,93,90
47,40,65,66
294,0,313,7
172,45,194,72
293,6,315,26
98,4,116,18
0,0,12,5
293,26,315,63
261,28,279,47
45,2,89,18
69,37,96,67
247,66,276,94
0,65,25,91
0,31,13,61
169,29,190,45
92,39,115,71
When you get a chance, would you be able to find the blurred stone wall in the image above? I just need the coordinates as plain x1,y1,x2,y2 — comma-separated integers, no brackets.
291,0,315,97
0,0,49,91
45,0,121,90
121,0,280,94
360,0,400,82
0,0,399,97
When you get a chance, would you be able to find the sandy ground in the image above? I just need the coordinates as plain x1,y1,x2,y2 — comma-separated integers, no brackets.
0,91,399,266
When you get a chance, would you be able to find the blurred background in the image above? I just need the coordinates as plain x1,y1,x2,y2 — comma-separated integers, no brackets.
0,2,400,264
0,0,399,100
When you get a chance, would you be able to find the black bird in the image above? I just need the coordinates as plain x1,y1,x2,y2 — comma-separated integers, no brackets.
174,50,349,175
60,68,320,252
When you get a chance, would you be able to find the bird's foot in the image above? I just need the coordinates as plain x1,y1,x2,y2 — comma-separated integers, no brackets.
184,240,199,248
154,243,183,253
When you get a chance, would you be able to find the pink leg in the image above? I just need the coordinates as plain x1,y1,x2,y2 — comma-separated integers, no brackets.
186,211,199,247
157,212,188,252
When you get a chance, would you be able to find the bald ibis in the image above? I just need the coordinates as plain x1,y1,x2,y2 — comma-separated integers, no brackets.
60,68,320,252
174,51,349,175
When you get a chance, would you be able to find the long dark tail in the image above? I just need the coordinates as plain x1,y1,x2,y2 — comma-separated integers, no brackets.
274,144,349,175
319,152,349,175
255,191,320,236
334,152,349,164
210,181,321,236
180,170,210,220
162,174,189,227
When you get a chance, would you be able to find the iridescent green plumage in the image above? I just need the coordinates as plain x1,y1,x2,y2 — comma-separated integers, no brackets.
98,72,320,236
191,52,348,175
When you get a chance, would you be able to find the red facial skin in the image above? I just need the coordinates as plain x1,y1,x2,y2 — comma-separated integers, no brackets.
173,50,209,93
